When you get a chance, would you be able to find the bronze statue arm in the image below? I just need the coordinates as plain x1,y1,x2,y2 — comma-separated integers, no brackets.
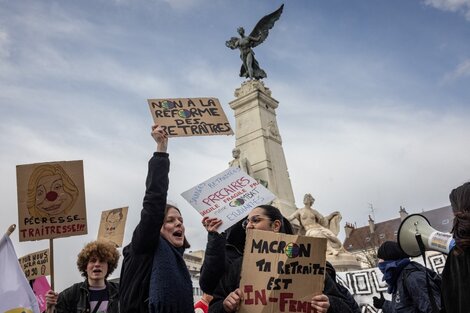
248,35,261,42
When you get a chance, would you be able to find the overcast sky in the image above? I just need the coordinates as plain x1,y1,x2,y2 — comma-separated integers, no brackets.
1,0,469,291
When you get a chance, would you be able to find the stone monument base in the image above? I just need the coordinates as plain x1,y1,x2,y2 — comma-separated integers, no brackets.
327,253,362,272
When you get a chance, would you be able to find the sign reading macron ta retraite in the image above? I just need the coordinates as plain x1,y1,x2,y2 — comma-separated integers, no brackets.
147,97,234,137
239,230,327,313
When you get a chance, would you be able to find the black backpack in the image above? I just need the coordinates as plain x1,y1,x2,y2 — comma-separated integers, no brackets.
402,261,441,313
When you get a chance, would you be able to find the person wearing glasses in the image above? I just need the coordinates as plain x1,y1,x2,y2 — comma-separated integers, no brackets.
119,125,193,313
208,205,355,313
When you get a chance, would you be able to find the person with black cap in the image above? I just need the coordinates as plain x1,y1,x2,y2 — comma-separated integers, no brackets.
373,241,441,313
441,182,470,313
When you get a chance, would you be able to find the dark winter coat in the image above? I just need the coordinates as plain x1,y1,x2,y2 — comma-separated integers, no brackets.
441,248,470,313
56,280,119,313
199,219,245,295
381,262,441,313
119,152,170,313
208,257,356,313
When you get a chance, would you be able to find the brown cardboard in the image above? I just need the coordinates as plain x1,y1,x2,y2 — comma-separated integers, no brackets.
16,160,87,242
239,230,327,313
147,98,234,137
18,248,50,281
97,206,128,247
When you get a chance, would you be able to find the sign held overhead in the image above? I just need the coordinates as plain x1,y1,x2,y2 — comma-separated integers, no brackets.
147,97,234,137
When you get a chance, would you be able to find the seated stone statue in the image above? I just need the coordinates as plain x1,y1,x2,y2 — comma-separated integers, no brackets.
228,147,253,176
287,193,345,256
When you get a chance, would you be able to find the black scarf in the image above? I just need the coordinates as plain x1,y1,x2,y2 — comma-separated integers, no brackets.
149,237,193,313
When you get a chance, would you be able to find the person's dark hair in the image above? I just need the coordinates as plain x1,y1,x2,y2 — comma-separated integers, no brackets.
449,182,470,253
257,204,294,234
165,204,190,249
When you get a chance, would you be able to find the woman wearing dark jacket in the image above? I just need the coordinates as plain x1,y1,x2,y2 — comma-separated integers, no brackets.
119,125,193,313
441,182,470,313
199,218,245,295
209,205,354,313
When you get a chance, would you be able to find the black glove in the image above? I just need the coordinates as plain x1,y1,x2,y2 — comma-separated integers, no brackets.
373,292,385,309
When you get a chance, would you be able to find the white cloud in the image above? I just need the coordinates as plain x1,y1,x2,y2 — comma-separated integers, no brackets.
0,29,10,59
424,0,470,20
443,59,470,82
161,0,203,10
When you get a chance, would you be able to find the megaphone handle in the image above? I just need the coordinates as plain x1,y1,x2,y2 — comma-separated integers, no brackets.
415,233,440,313
415,234,428,267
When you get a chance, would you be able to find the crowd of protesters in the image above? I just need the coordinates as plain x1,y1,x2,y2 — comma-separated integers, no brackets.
38,125,469,313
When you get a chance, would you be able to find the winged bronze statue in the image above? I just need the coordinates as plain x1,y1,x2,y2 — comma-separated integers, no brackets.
226,4,284,80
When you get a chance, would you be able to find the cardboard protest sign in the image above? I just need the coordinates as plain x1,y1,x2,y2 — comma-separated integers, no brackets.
147,97,234,137
97,206,128,247
16,160,87,242
181,167,276,233
239,230,327,313
18,249,50,281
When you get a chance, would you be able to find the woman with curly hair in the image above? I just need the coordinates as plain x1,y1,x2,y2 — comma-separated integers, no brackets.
45,240,120,313
441,182,470,313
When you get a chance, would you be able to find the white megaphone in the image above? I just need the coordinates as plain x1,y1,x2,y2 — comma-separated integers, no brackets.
397,213,455,257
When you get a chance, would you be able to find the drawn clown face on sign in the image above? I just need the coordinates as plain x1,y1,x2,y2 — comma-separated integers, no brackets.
105,209,124,235
27,164,79,217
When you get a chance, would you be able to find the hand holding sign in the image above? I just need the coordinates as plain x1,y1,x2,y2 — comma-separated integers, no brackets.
202,216,223,233
151,125,168,152
311,294,330,313
223,288,244,312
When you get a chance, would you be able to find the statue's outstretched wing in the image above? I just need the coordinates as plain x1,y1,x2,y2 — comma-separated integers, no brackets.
249,4,284,48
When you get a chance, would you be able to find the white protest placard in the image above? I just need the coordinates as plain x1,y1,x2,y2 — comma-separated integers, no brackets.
181,167,276,232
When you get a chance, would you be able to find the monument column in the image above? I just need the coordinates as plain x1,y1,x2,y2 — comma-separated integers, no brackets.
229,80,296,216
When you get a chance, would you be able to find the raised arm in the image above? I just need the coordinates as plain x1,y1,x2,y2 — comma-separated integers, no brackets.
199,217,225,294
130,125,169,254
